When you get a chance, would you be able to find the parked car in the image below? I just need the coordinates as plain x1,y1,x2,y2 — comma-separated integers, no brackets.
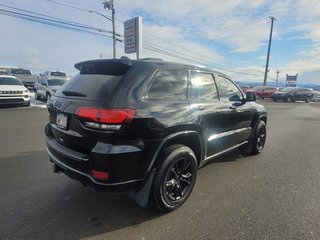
34,77,66,102
246,86,279,99
6,68,38,90
311,91,320,102
272,87,314,102
45,58,267,212
41,71,67,80
0,75,30,106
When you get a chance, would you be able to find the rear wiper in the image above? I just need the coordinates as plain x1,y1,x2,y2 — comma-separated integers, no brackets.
62,90,87,97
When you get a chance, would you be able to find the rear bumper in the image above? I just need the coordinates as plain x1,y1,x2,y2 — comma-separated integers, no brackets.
47,149,142,192
45,124,158,192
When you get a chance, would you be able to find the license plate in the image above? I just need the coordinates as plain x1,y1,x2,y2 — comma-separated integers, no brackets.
56,113,67,129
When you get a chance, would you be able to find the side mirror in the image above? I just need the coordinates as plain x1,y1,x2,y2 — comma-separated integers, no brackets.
41,83,47,86
246,92,256,102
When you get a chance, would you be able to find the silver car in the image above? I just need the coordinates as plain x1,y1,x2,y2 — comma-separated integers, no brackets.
34,77,66,102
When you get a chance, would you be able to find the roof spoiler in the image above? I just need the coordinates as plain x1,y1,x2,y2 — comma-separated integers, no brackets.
74,58,135,71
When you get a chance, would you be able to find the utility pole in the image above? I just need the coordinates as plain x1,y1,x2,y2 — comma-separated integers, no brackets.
103,0,116,59
276,70,280,87
263,16,276,86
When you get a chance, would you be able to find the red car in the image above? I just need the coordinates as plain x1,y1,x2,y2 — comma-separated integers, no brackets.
246,86,279,99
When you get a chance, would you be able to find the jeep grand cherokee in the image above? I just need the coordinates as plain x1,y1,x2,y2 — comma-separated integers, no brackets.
45,58,267,211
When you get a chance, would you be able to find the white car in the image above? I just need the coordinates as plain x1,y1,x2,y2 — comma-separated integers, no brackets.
0,75,30,106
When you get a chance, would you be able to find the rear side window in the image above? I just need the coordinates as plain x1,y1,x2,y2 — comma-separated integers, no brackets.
216,75,242,101
50,72,66,77
55,61,131,101
11,69,31,75
146,70,187,101
190,72,218,101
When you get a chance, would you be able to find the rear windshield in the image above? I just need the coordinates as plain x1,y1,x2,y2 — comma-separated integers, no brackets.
55,61,131,101
10,69,31,75
0,77,22,85
55,74,123,101
48,79,66,86
50,72,66,77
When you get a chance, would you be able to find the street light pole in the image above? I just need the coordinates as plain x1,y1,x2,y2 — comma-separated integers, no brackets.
103,0,116,59
263,16,276,86
111,2,116,59
276,70,280,87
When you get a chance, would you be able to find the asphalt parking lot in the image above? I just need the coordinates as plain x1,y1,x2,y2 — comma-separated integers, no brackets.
1,100,320,240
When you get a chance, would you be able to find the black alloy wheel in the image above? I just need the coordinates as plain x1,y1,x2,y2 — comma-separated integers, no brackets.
35,90,39,100
46,92,51,103
252,120,266,154
152,145,197,212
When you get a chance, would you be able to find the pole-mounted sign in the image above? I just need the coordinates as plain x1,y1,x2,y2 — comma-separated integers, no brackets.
124,16,142,59
286,74,298,87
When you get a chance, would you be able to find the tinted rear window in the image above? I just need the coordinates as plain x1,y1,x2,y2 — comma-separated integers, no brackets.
55,74,122,101
50,72,66,77
11,69,31,75
146,70,187,101
56,61,131,101
48,79,66,86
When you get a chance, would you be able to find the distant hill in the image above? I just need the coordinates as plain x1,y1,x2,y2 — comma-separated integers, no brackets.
235,81,320,91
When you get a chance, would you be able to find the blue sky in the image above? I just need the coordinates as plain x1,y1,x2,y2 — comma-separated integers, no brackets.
0,0,319,84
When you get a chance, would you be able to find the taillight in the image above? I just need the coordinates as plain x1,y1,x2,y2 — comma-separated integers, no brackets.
76,107,136,130
91,170,109,180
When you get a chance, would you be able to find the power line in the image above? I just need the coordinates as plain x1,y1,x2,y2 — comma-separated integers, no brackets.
47,0,107,16
47,1,264,76
0,8,115,38
0,3,106,31
143,42,264,77
2,2,266,78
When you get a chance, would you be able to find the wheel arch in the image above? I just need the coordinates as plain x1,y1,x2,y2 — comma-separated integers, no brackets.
147,130,203,174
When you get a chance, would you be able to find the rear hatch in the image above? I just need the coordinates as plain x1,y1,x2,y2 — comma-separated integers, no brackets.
47,59,134,154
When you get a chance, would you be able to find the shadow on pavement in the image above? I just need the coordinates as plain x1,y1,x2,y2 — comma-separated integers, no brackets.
0,151,163,240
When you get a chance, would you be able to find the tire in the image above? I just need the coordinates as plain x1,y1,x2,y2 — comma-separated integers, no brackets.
286,96,292,102
152,144,197,212
35,90,39,100
272,98,277,102
251,120,266,155
306,97,311,103
46,92,51,103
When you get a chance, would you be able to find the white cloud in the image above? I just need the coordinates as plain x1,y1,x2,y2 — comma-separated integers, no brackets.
0,0,319,83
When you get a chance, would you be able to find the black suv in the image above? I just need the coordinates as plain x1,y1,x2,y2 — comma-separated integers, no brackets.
272,87,314,102
45,58,267,211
